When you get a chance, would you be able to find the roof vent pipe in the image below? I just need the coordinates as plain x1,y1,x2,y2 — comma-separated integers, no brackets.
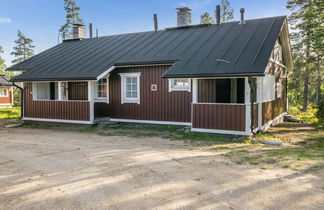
96,29,99,38
89,23,93,38
215,5,221,25
176,7,192,27
153,14,158,31
240,8,246,24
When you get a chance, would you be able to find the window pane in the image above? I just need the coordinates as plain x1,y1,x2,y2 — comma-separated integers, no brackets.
97,78,108,98
124,76,138,100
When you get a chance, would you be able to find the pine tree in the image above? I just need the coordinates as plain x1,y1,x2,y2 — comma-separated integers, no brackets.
10,30,35,64
200,12,215,24
60,0,83,38
287,0,323,110
220,0,234,23
0,45,6,74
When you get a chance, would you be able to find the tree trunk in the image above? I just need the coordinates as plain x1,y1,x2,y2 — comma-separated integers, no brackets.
302,69,309,111
317,58,322,104
302,47,310,112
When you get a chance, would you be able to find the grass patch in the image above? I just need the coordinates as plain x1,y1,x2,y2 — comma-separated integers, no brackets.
23,121,235,144
0,107,21,119
254,132,291,143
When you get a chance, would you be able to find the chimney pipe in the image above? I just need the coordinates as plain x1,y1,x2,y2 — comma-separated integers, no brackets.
176,7,192,27
153,14,158,32
215,5,220,25
240,8,246,24
89,23,93,38
96,29,99,38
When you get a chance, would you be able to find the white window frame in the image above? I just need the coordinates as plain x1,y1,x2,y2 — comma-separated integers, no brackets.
119,72,141,104
0,88,8,97
168,79,191,92
95,75,109,102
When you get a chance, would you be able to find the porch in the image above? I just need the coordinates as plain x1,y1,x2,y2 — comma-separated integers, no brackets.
191,78,259,135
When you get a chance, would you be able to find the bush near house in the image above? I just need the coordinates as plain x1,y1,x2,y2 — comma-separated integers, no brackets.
289,105,324,128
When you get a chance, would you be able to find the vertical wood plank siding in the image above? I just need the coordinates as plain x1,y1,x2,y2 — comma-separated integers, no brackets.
192,104,246,131
262,97,286,125
198,79,217,103
94,65,192,122
24,83,90,121
68,82,88,100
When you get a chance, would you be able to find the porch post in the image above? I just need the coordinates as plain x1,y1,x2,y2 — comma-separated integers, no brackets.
88,81,94,124
245,77,251,135
58,81,62,100
192,79,198,103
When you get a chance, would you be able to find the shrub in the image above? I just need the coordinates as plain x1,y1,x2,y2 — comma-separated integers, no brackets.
317,100,324,121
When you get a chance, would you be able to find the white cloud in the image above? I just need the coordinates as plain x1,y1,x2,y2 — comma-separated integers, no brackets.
0,17,12,23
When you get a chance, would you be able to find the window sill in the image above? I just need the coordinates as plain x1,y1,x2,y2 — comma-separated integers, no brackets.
122,99,139,104
169,88,191,92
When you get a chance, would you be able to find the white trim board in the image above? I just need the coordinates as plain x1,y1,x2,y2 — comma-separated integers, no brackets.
110,118,192,126
22,117,92,124
261,112,287,131
191,128,251,136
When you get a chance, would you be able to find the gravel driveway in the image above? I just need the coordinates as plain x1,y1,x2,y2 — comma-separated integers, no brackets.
0,127,323,210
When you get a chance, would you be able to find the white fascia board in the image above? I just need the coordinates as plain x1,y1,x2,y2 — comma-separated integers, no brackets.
97,66,116,81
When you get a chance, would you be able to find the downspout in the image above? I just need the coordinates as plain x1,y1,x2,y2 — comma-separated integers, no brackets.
12,82,23,120
248,77,255,135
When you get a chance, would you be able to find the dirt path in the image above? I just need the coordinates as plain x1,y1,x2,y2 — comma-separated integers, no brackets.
0,127,323,210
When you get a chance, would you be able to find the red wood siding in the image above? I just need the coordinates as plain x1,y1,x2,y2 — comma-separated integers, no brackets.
24,83,90,121
192,103,246,131
0,87,12,104
94,65,192,122
198,79,217,103
68,82,88,100
262,97,286,125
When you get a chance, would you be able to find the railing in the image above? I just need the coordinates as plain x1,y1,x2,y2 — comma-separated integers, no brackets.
192,103,246,131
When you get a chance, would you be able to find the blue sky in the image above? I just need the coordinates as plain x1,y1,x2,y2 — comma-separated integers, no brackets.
0,0,290,66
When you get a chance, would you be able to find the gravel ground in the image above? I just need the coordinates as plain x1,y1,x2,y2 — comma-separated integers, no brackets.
0,127,323,210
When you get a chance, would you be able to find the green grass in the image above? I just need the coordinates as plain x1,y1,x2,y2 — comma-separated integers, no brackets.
0,107,21,119
23,121,234,144
254,132,291,143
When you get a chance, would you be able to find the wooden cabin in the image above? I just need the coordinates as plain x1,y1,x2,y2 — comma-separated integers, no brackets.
0,75,14,108
6,9,292,135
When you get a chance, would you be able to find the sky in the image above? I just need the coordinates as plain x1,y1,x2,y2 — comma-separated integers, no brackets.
0,0,290,67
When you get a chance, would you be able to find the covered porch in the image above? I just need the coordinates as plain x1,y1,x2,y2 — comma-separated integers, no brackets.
191,77,259,135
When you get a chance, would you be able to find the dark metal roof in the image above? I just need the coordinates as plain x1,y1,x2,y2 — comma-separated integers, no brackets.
0,75,12,86
7,16,286,82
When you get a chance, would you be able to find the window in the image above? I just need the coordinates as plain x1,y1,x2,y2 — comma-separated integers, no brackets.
0,88,8,97
169,79,191,92
120,73,141,104
96,78,108,99
33,82,58,100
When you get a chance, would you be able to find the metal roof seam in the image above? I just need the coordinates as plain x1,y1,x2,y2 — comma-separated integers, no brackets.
197,23,236,67
233,20,262,65
251,17,277,66
214,23,247,68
